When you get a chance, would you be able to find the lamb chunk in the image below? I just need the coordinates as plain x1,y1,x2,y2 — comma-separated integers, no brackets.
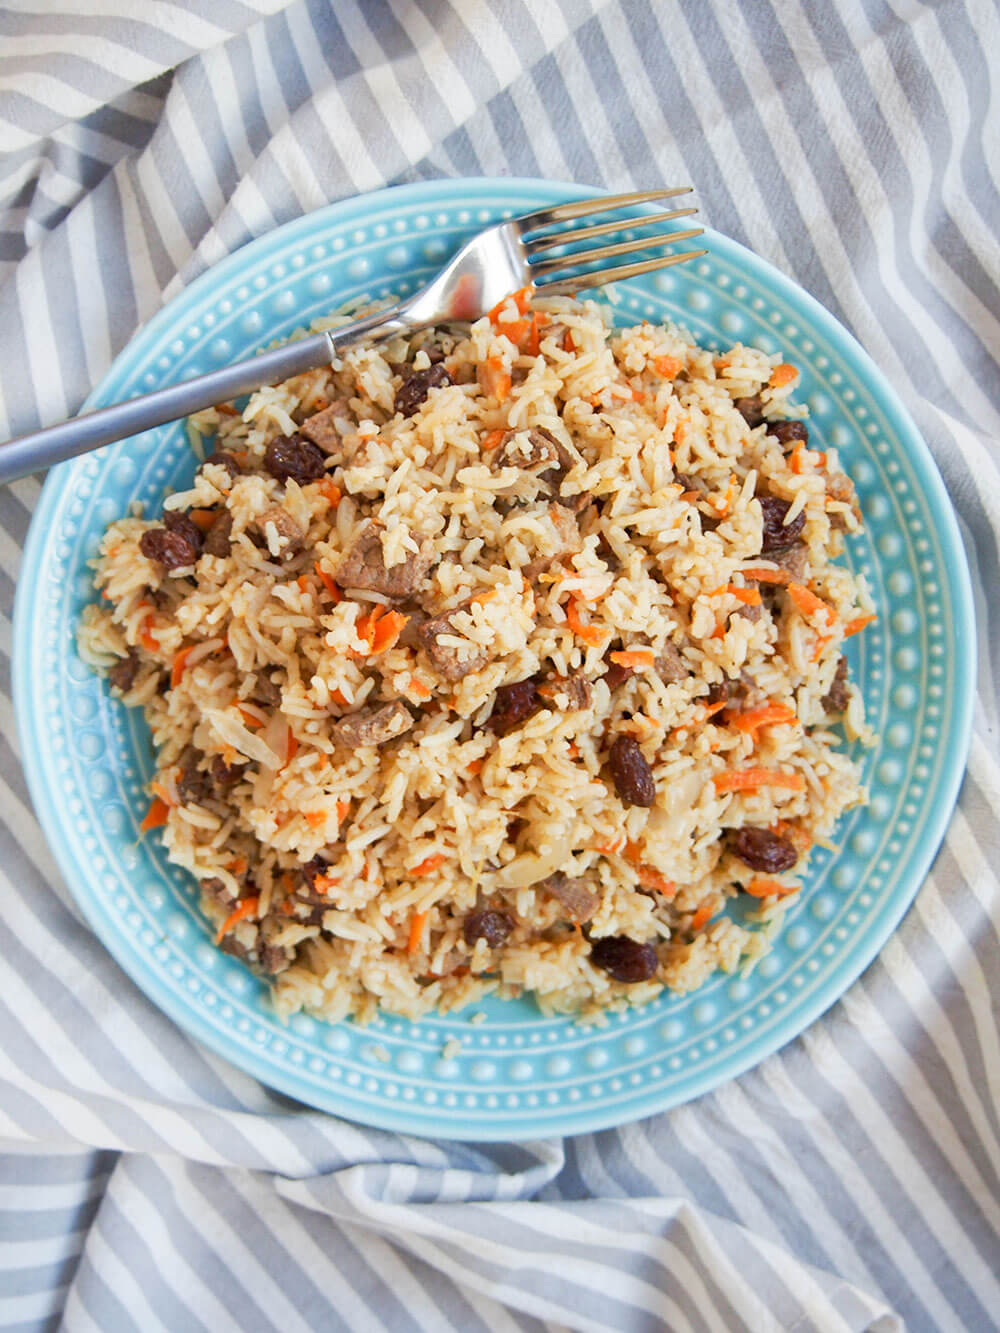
177,755,212,805
537,675,592,710
335,521,435,598
200,876,237,909
774,540,808,581
395,362,452,417
738,599,763,623
396,607,429,649
298,401,350,455
202,510,233,557
250,506,305,558
822,655,850,713
734,395,765,427
491,427,563,476
417,601,490,682
252,670,281,707
655,642,689,684
108,650,139,693
219,934,254,963
259,944,293,976
541,872,599,924
827,473,863,529
210,754,246,788
330,701,414,748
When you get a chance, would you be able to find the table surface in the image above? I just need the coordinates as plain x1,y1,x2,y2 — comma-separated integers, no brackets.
1,3,997,1331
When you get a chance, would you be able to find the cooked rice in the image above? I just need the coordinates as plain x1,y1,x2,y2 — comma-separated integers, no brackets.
78,294,875,1025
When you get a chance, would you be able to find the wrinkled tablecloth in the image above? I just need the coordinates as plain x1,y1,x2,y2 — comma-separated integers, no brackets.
2,3,998,1329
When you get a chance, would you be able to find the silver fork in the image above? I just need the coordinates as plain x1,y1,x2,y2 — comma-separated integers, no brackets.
0,189,704,484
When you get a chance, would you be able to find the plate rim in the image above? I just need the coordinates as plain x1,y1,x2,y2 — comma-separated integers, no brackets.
13,176,976,1138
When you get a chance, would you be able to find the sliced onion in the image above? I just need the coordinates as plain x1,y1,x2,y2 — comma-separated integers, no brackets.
205,707,282,770
499,831,574,888
261,709,289,763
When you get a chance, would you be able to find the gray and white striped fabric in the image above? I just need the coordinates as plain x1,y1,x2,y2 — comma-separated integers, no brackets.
2,2,998,1329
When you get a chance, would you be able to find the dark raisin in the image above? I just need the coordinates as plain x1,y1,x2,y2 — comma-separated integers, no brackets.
706,679,731,706
768,420,809,445
758,495,806,554
204,450,242,479
177,757,212,805
139,526,199,570
731,827,798,873
163,510,204,553
822,655,850,713
108,651,139,692
263,434,326,484
602,648,633,692
489,678,541,736
395,362,452,417
734,395,765,427
463,909,513,948
210,754,245,788
608,735,656,808
590,935,659,983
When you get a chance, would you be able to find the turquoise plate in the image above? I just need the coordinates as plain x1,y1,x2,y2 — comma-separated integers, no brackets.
14,179,974,1140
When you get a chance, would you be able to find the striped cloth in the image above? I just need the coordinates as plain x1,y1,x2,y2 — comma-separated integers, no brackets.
2,2,998,1329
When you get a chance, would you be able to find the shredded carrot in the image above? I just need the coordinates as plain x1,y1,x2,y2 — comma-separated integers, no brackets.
653,355,683,379
843,613,877,637
139,616,159,653
329,689,347,707
215,402,239,416
769,363,798,388
315,563,342,602
771,819,812,853
707,584,762,606
787,582,835,625
562,328,577,351
487,285,532,323
740,567,790,584
592,836,625,855
630,387,646,403
713,356,730,372
729,704,797,738
314,873,339,894
140,797,170,833
566,595,606,648
609,649,656,670
215,896,260,944
336,800,350,823
355,604,408,655
479,356,511,403
170,645,195,689
283,730,298,767
811,632,833,662
713,768,806,793
744,879,799,899
636,866,676,896
470,588,498,605
689,902,715,932
317,479,342,508
228,856,248,876
235,703,264,728
408,675,432,700
407,911,429,953
188,508,218,533
499,317,532,348
305,810,326,827
149,780,175,807
466,758,483,775
482,428,507,451
700,700,728,722
411,854,447,877
711,622,727,639
673,419,688,446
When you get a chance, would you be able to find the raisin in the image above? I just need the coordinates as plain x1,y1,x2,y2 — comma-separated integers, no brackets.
395,362,452,417
734,394,765,427
203,450,242,479
768,420,809,445
263,433,326,484
108,651,139,692
731,827,798,873
177,757,212,805
210,754,245,788
163,510,204,553
489,678,542,735
608,735,656,808
590,935,659,983
758,495,806,554
463,909,513,948
139,526,199,570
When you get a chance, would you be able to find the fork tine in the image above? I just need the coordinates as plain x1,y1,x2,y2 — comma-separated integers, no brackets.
529,227,704,280
525,207,699,256
518,188,693,234
536,248,708,296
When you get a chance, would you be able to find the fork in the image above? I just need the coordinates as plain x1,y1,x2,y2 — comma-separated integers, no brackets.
0,189,704,484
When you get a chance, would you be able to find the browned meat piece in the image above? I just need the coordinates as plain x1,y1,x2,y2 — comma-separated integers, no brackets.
489,678,542,735
219,934,254,964
734,395,765,427
298,401,350,455
201,876,237,908
774,540,808,581
252,670,281,707
537,675,592,710
522,505,583,581
108,650,139,692
655,643,688,684
202,511,233,557
822,655,850,713
738,599,763,624
210,754,246,788
396,607,429,649
827,473,863,529
541,872,599,923
335,521,435,597
330,701,414,748
259,944,293,975
264,434,326,484
177,754,212,805
707,670,764,711
250,506,305,558
417,601,490,681
396,362,452,417
491,427,562,475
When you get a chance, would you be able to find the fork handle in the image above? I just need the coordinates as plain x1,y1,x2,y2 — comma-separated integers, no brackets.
0,304,410,486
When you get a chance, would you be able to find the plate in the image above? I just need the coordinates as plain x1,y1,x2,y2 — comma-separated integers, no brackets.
14,178,975,1140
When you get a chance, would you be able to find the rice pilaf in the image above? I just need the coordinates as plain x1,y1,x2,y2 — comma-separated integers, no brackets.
78,291,875,1024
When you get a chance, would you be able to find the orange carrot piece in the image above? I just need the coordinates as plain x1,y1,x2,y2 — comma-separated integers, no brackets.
408,675,432,700
469,588,498,605
744,879,799,899
140,797,170,833
480,356,511,403
741,567,790,584
700,700,728,722
566,595,606,648
609,649,656,670
769,363,798,388
499,317,531,348
466,758,483,775
653,355,683,378
407,911,429,953
487,286,532,323
713,768,806,793
149,780,175,807
315,563,342,602
284,730,299,767
215,403,239,416
811,633,833,662
636,865,676,896
336,800,350,823
305,810,326,827
235,703,264,728
170,645,195,689
843,613,877,637
729,704,797,737
592,836,625,855
139,616,159,653
787,582,835,625
689,902,715,932
673,419,688,446
188,508,218,533
411,854,447,877
707,585,762,606
228,856,248,875
482,428,507,451
317,480,342,507
215,896,260,944
296,574,311,594
313,874,339,894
